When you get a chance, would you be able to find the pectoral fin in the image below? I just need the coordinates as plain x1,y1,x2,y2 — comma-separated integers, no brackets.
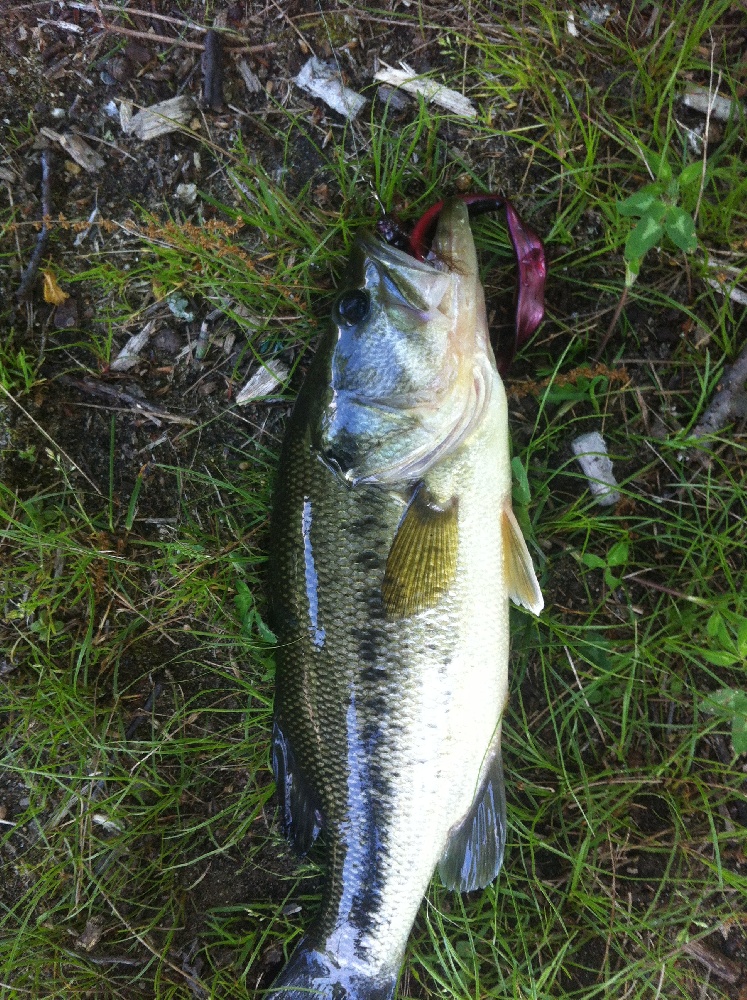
502,503,543,615
439,741,507,892
382,484,458,618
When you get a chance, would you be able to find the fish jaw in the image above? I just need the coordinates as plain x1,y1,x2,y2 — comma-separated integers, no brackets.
314,200,496,486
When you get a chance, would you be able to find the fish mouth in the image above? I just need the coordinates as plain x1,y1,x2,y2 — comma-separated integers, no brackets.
353,199,479,320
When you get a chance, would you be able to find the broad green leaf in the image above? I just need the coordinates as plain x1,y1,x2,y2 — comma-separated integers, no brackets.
618,185,664,218
625,214,664,261
734,716,747,754
653,152,673,183
234,579,253,627
700,688,747,754
581,552,607,570
703,688,747,712
736,619,747,659
607,540,629,567
706,611,723,638
511,455,532,506
665,207,697,253
704,690,747,747
604,568,623,589
678,160,703,188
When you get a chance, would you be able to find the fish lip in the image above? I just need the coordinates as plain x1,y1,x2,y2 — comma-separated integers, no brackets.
355,230,443,273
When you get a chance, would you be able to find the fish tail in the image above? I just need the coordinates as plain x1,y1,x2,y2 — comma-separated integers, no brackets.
267,944,397,1000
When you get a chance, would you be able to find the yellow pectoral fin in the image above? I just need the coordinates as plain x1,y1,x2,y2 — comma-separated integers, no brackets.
502,503,544,616
382,486,459,618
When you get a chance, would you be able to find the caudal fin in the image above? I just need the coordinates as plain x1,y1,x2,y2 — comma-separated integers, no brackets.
267,944,397,1000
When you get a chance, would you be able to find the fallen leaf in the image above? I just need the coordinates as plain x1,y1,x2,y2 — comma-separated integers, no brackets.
42,270,69,306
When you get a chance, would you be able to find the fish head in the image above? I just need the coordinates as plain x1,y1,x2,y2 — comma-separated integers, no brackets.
315,199,496,485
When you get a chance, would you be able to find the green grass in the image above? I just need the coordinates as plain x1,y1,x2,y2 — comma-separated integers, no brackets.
1,1,746,998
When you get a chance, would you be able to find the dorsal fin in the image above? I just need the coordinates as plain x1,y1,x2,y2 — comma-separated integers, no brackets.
382,484,459,618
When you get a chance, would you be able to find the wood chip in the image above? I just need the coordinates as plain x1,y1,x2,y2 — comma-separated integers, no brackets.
110,321,155,372
75,917,104,953
120,96,193,140
295,57,366,120
39,128,105,173
683,84,745,122
682,938,744,984
373,61,477,119
237,58,262,94
571,431,620,506
236,360,288,404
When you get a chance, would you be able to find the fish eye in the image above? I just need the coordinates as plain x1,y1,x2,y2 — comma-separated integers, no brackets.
334,289,371,327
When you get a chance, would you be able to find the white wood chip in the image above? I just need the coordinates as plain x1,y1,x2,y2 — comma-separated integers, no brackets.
237,58,263,94
119,99,134,134
39,128,105,173
295,57,366,120
571,431,620,506
373,61,477,119
110,321,156,372
236,360,288,405
121,96,194,141
683,84,744,122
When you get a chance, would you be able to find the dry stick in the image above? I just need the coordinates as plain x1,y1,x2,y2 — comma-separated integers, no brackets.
66,1,259,29
594,284,629,361
88,4,276,54
16,149,51,301
681,939,743,985
58,375,197,426
96,19,276,53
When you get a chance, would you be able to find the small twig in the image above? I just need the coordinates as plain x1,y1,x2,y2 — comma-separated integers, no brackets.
16,150,52,301
682,938,744,985
58,375,197,426
594,284,629,360
87,4,276,55
623,572,709,605
124,681,163,741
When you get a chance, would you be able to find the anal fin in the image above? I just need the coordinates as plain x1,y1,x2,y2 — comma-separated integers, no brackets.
502,503,543,615
439,744,507,892
271,721,323,854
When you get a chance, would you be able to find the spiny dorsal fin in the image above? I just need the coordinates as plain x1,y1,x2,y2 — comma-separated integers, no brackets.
382,485,458,618
502,503,543,615
439,742,507,892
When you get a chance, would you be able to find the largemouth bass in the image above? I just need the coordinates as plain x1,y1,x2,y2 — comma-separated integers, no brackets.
268,199,543,1000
